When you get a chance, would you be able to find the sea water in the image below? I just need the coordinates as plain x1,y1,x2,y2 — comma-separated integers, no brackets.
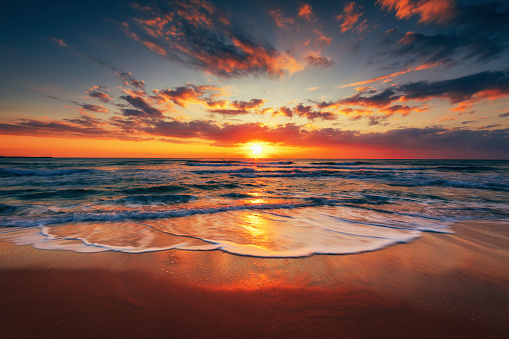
0,158,507,257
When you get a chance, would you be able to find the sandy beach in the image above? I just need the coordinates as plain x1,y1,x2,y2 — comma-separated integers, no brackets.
1,220,508,338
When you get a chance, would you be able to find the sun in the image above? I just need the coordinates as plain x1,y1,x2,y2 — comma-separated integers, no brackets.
249,144,263,156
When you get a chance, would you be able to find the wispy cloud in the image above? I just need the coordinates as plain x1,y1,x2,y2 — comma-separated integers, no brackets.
377,0,457,24
378,2,509,70
269,9,295,27
297,3,316,22
124,0,304,78
336,2,364,33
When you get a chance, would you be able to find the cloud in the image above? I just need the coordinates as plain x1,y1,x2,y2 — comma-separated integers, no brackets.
231,99,265,110
293,104,336,120
377,0,457,24
397,70,509,106
207,99,266,116
80,104,108,114
145,120,509,157
336,88,400,109
269,9,295,27
115,72,146,91
63,114,106,127
324,70,509,114
272,104,336,121
154,84,222,107
379,2,509,69
305,53,335,68
499,112,509,118
313,30,332,47
342,61,441,87
87,90,114,104
366,115,389,126
51,38,68,47
272,107,293,118
297,3,316,22
120,95,164,118
125,0,304,78
1,116,508,158
306,87,319,91
478,124,501,129
336,2,363,33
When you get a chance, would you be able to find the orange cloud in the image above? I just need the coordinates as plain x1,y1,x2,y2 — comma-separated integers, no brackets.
336,2,362,33
126,0,304,78
342,61,442,87
51,38,68,47
377,0,457,24
297,3,315,22
313,30,332,47
143,41,167,55
269,9,295,27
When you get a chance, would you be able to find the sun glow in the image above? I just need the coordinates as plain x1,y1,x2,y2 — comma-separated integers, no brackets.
249,144,263,155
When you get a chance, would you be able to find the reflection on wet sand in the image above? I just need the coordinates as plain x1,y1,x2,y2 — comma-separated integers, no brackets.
241,212,270,248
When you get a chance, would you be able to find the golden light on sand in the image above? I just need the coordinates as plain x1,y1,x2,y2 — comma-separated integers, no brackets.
249,144,263,155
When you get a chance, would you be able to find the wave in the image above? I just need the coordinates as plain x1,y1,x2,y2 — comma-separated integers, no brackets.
19,188,101,200
0,204,24,214
222,193,255,199
388,178,509,191
113,194,197,205
0,205,452,256
120,185,188,194
309,161,369,166
0,168,94,177
0,200,329,228
433,165,498,172
185,160,294,167
190,183,240,190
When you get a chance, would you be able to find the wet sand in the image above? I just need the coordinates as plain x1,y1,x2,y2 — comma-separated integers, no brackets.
0,221,508,338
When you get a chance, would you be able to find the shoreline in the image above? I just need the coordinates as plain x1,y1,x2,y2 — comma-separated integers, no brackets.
1,220,508,338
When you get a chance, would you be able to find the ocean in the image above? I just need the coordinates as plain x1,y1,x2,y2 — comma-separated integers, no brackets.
0,158,508,257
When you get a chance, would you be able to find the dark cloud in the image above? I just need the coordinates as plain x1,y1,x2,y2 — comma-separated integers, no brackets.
0,119,109,138
321,70,509,114
397,70,509,104
88,90,113,104
206,99,266,116
478,124,501,129
63,114,105,127
80,104,108,113
231,99,265,110
208,109,251,116
499,112,509,118
155,84,220,107
116,72,146,91
120,95,164,118
125,0,303,78
336,88,400,109
305,54,335,68
380,2,509,69
367,115,388,126
293,104,337,120
1,116,508,157
461,120,476,125
272,107,293,118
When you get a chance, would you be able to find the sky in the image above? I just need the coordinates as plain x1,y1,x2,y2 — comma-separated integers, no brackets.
0,0,508,158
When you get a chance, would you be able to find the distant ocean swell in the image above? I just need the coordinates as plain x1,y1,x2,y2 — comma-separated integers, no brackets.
0,159,508,257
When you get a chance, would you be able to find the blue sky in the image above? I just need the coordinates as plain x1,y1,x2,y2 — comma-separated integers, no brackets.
1,0,508,158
